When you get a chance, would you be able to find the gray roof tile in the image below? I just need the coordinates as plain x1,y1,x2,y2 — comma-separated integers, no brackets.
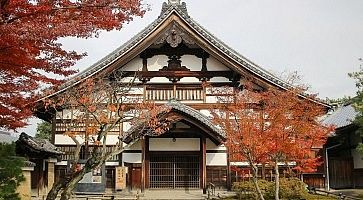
42,1,330,108
322,104,359,129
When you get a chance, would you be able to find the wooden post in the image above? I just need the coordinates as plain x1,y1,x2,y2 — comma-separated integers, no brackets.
119,122,123,166
200,137,207,194
145,137,150,189
141,137,145,193
226,147,231,190
173,84,177,99
51,116,56,144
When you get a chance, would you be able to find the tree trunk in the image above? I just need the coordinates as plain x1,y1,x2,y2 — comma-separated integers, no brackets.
250,163,265,200
274,162,280,200
60,166,90,200
46,180,66,200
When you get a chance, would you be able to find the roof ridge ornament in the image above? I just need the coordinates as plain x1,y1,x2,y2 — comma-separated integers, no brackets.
168,0,181,4
161,0,188,16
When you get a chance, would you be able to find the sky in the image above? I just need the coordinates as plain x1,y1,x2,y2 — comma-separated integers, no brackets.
13,0,363,136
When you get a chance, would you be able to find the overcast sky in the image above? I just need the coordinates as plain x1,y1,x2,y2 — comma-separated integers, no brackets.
15,0,363,135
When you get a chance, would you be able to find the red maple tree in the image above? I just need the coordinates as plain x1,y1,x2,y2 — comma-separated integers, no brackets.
0,0,145,130
42,76,169,200
211,83,332,200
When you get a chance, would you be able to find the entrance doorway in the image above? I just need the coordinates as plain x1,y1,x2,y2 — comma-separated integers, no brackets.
149,154,200,189
130,167,142,189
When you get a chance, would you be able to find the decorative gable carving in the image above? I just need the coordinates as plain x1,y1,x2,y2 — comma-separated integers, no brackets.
154,23,195,48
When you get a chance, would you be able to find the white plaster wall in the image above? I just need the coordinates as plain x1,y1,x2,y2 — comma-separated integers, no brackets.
351,149,363,169
122,58,142,71
209,77,230,82
122,122,132,132
55,135,84,145
148,55,168,71
149,77,170,83
206,96,217,103
206,138,227,151
207,57,230,71
127,87,144,95
119,77,142,83
105,135,121,145
56,109,72,119
179,77,201,83
123,153,142,163
206,153,227,166
54,134,120,145
106,162,119,166
123,140,141,150
180,55,202,71
149,138,200,151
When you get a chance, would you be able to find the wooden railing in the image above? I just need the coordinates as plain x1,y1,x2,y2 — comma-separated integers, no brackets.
146,88,204,101
57,146,119,161
55,120,120,135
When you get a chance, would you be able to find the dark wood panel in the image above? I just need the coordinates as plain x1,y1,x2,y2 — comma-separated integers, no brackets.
329,157,353,189
130,167,141,189
303,173,325,188
206,166,227,189
353,169,363,188
149,154,200,189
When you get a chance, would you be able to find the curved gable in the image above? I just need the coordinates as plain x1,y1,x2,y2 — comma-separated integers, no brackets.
124,100,225,145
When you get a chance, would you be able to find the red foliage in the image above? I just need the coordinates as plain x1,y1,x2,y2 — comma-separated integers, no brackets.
0,0,145,130
211,84,333,174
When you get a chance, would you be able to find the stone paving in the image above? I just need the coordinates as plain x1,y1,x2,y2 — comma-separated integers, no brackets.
31,189,236,200
330,189,363,199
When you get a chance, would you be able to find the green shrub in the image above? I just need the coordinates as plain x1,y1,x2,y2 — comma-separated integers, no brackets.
232,180,272,200
265,178,309,200
232,178,310,200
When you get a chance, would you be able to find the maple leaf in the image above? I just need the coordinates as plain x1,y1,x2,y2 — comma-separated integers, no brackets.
0,0,146,130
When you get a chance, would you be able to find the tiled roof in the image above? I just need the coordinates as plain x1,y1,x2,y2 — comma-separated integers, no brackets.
16,132,63,155
322,104,359,129
166,99,225,139
124,99,225,143
39,1,330,108
48,1,295,97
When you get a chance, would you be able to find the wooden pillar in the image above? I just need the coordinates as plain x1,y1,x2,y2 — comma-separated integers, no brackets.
119,122,124,166
261,163,266,180
141,137,145,193
226,147,232,191
200,137,207,194
141,137,149,192
51,116,56,144
145,137,150,189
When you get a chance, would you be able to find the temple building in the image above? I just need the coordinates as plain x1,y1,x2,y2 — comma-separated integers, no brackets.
35,0,331,194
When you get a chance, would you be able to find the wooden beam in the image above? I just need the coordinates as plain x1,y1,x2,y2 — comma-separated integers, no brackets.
124,70,234,79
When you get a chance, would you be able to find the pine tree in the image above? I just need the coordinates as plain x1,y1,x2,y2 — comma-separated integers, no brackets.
35,121,52,141
0,143,25,200
349,58,363,154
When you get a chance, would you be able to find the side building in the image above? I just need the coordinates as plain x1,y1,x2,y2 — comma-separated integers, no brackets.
35,0,331,193
323,104,363,189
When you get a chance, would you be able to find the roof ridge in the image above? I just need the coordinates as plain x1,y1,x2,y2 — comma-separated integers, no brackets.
183,15,291,89
42,2,329,108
